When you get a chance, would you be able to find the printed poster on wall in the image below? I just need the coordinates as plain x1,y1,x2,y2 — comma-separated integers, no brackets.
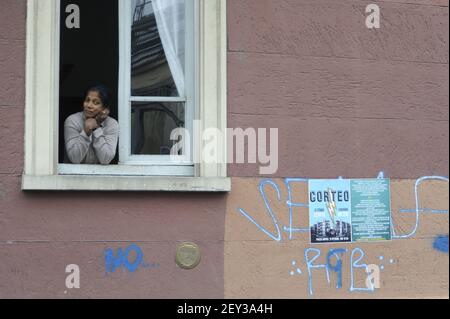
308,179,392,244
350,179,392,242
309,179,352,243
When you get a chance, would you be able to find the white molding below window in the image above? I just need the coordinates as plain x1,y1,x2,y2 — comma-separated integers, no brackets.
22,175,231,192
58,164,195,176
22,0,229,192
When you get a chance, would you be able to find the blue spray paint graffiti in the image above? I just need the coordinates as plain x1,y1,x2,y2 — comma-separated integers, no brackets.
237,172,448,295
349,248,374,293
237,173,449,243
104,244,159,273
297,247,389,295
433,235,449,253
238,180,283,242
304,248,330,296
327,248,347,289
238,178,310,243
392,176,449,239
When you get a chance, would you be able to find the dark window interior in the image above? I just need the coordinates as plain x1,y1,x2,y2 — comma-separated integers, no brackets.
59,0,119,163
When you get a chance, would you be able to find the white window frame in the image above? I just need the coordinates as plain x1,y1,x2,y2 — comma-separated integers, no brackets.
22,0,229,192
119,0,195,168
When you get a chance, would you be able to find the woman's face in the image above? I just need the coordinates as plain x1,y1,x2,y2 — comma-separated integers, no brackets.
83,90,105,118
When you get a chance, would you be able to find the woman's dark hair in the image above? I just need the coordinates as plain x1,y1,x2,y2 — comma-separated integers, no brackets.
84,84,110,108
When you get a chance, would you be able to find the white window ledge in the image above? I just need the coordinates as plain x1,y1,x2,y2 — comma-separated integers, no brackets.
22,175,231,192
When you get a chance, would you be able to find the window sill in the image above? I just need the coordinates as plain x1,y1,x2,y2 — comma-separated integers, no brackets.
58,164,195,176
21,175,231,192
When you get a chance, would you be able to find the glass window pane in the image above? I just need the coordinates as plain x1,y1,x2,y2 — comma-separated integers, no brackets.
131,0,185,97
131,102,185,155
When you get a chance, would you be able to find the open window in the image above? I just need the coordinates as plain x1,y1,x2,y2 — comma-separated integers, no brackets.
58,0,119,167
22,0,229,191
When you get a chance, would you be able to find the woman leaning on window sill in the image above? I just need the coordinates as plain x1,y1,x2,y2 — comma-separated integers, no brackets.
64,84,119,165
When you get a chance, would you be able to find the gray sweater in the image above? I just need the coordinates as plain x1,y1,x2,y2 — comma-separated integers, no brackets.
64,112,119,164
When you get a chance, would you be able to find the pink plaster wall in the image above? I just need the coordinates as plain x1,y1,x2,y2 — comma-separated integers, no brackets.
227,0,449,178
0,0,448,298
1,175,227,298
0,0,226,298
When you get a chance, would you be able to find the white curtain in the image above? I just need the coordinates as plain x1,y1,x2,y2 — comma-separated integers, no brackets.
152,0,185,97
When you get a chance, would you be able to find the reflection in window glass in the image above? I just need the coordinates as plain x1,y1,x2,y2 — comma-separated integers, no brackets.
131,102,185,155
131,0,185,97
